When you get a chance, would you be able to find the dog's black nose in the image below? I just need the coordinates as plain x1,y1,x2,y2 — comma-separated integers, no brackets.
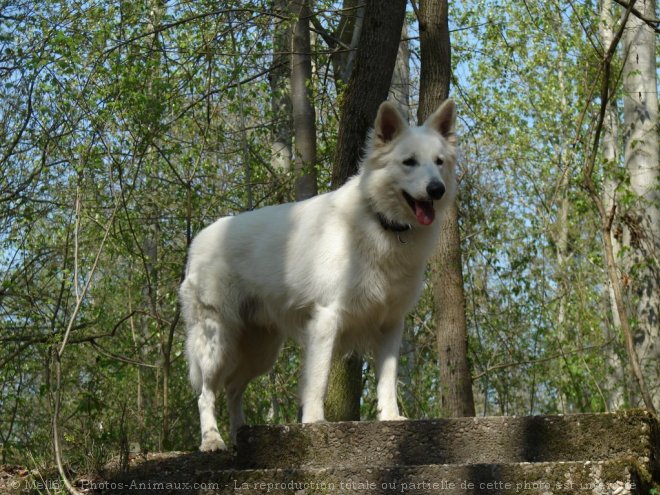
426,180,445,200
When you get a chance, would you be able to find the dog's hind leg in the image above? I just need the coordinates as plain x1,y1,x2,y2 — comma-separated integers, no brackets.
189,315,231,452
198,381,226,451
225,326,283,442
182,278,230,452
374,321,406,421
226,380,247,443
300,306,340,423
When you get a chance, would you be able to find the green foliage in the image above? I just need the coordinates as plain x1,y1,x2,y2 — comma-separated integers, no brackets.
451,0,628,415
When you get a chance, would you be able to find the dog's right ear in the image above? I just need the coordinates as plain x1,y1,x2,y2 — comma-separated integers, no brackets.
374,102,407,145
424,99,457,144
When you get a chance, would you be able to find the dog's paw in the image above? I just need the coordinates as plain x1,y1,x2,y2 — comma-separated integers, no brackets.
200,431,227,452
301,406,326,424
379,414,408,422
301,416,327,424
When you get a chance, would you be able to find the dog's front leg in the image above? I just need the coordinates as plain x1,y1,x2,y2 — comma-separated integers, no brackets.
375,321,406,421
300,306,339,423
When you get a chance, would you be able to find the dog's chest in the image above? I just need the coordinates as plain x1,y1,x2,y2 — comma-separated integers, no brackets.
346,248,425,316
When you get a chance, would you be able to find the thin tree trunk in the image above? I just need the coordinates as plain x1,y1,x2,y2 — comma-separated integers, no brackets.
600,210,657,414
269,0,292,177
552,16,576,411
600,0,626,411
417,0,475,418
431,204,476,417
554,29,571,335
622,0,659,408
127,276,145,450
291,0,317,200
330,0,364,85
144,0,167,448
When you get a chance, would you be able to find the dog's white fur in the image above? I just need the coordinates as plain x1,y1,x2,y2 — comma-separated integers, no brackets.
180,100,457,451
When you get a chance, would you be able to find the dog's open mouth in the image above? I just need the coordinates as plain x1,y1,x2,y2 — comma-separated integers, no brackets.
403,191,435,226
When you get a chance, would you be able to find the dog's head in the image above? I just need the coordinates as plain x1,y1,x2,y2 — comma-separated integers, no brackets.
363,99,458,228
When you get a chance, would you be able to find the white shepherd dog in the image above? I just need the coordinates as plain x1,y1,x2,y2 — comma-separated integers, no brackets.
180,99,457,451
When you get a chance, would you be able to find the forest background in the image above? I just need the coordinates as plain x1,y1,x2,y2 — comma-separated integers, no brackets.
0,0,658,475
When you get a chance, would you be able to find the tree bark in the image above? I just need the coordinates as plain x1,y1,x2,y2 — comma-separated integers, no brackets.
325,0,407,421
331,0,407,187
330,0,364,85
600,0,626,411
291,0,318,201
324,354,362,422
269,0,292,177
389,24,411,120
622,0,659,408
417,0,475,417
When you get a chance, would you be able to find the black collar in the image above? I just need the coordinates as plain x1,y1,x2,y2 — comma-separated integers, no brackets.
376,212,412,233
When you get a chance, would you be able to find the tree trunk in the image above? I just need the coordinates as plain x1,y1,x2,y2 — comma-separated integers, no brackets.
324,354,362,422
417,0,475,418
331,0,407,187
600,0,626,411
291,0,317,201
269,0,292,177
325,0,407,421
622,0,659,409
330,0,364,85
389,24,411,120
553,22,571,336
144,0,168,449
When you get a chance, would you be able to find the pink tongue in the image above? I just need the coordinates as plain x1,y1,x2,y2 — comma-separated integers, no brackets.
415,201,435,225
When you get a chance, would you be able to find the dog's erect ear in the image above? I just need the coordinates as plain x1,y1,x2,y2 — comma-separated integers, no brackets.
424,99,456,144
374,101,408,144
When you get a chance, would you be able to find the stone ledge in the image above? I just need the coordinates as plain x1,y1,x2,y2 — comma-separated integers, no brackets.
236,410,658,469
84,411,659,495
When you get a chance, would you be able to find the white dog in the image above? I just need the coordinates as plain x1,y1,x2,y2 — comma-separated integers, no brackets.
180,99,457,451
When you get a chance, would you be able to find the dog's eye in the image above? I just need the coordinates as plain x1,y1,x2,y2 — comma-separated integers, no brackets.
403,157,417,167
435,157,444,166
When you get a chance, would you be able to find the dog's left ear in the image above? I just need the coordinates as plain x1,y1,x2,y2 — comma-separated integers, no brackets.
424,99,457,144
374,101,408,144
